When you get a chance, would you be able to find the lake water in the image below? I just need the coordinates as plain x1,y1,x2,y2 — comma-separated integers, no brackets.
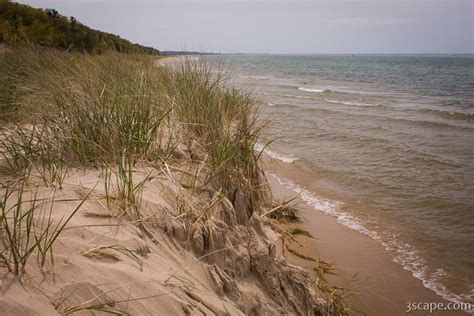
220,55,474,305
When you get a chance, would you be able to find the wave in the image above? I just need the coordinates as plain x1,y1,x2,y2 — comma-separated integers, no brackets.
263,90,383,107
259,92,317,100
268,173,473,306
298,87,327,93
254,143,299,163
381,115,474,131
417,108,474,122
323,98,381,107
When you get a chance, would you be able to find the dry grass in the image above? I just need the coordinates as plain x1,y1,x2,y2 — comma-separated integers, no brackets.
0,48,269,271
0,50,268,215
82,244,144,271
0,181,88,275
0,48,349,314
167,59,270,214
268,205,303,223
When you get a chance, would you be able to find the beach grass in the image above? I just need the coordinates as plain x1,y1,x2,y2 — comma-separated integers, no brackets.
169,59,269,212
0,181,88,275
0,50,268,212
0,47,269,264
0,47,346,315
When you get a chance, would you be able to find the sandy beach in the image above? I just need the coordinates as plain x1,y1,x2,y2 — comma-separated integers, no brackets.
265,157,469,315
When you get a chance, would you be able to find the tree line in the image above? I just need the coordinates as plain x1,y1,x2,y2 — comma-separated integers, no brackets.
0,0,159,54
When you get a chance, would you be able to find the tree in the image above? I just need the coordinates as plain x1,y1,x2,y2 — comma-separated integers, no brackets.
45,9,58,19
0,1,159,54
69,16,76,27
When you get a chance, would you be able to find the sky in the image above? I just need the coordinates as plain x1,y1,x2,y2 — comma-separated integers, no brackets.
18,0,474,54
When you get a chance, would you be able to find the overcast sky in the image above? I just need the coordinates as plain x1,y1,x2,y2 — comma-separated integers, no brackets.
18,0,474,54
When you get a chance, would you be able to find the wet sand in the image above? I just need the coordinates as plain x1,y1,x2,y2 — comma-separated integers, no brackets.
266,159,468,315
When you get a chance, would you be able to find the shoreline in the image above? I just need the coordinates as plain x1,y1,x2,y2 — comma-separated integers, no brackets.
159,54,471,314
265,158,469,315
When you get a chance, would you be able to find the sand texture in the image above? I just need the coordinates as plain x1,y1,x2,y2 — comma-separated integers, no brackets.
0,165,335,315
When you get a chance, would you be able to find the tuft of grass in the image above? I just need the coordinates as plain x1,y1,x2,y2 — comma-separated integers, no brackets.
0,183,38,275
168,60,269,216
0,48,82,123
268,206,303,223
0,125,35,180
101,156,153,226
0,182,87,275
1,49,173,172
115,154,152,223
82,245,144,271
45,53,172,166
310,260,358,316
34,191,89,269
288,227,313,238
313,260,336,277
286,245,317,262
0,124,67,187
59,291,171,316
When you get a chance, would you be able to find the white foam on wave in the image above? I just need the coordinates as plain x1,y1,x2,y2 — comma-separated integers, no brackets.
268,172,473,307
259,92,318,100
254,144,299,163
323,98,379,107
298,87,326,93
293,95,315,99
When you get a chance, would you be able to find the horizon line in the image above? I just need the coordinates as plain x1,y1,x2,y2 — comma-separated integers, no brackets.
162,51,474,56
